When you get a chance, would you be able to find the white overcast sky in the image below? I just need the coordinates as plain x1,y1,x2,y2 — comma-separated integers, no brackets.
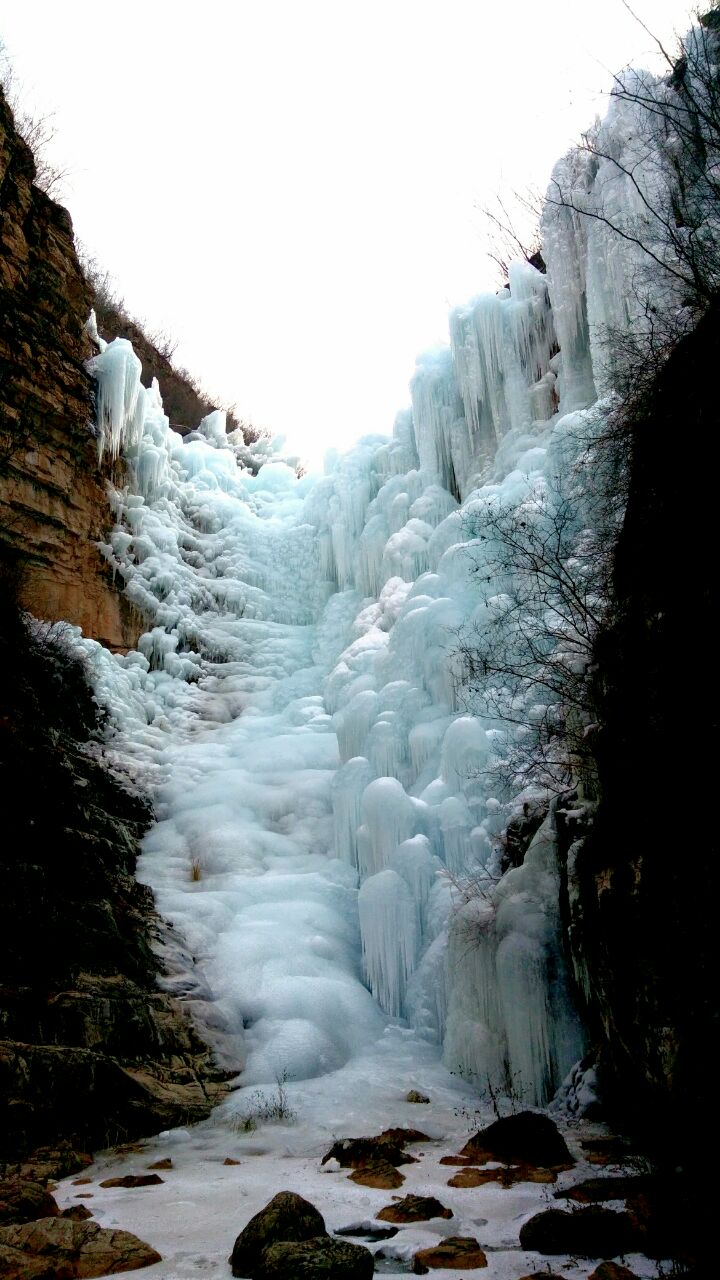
1,0,694,465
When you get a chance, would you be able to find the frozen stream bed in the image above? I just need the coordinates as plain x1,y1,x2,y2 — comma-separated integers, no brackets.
54,1092,661,1280
72,535,658,1278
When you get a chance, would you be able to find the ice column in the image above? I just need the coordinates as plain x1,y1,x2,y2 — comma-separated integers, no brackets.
359,869,419,1017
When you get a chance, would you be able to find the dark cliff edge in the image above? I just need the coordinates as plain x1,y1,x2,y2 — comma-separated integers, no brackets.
570,303,719,1173
0,86,231,1177
0,580,231,1176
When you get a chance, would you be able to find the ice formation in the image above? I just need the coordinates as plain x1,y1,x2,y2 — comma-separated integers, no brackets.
68,60,686,1109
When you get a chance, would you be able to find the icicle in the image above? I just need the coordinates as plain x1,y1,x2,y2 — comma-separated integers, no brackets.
443,808,586,1105
439,794,476,874
409,347,464,497
87,337,145,462
85,308,106,352
359,776,417,877
334,689,379,763
440,716,490,792
332,757,375,868
388,834,437,944
359,869,418,1017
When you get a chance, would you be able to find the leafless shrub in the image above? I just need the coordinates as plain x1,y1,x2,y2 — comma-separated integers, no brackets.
452,459,618,795
479,191,545,284
0,42,69,198
228,1070,297,1131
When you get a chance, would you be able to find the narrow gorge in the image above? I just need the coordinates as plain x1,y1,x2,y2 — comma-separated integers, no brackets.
0,12,715,1278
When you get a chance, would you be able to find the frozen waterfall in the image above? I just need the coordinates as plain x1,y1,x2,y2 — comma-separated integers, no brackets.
70,74,676,1110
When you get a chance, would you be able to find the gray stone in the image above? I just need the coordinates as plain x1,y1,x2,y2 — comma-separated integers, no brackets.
230,1191,327,1278
0,1217,161,1277
261,1236,374,1278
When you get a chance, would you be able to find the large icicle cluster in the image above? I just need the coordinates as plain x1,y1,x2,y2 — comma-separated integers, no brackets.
306,401,596,1096
71,49,686,1108
78,256,595,1103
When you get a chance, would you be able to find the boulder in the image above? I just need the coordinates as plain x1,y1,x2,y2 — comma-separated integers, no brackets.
60,1206,93,1222
519,1207,639,1257
98,1175,164,1189
624,1183,697,1264
460,1112,574,1168
447,1168,498,1188
230,1191,327,1279
406,1091,430,1104
348,1159,405,1189
377,1128,429,1145
0,1244,70,1279
0,1217,161,1277
13,1146,93,1186
261,1236,374,1277
448,1165,556,1189
0,1180,58,1226
588,1265,637,1280
412,1236,487,1271
555,1176,651,1203
377,1195,452,1223
322,1134,414,1169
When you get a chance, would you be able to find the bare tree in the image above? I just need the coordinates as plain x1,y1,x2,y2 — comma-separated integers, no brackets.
479,192,545,284
454,8,720,798
453,453,618,795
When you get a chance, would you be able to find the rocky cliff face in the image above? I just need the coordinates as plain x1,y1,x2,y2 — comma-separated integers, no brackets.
0,597,230,1171
0,86,142,651
1,89,229,1173
569,304,719,1162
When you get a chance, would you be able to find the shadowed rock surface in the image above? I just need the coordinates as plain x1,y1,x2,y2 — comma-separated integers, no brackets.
260,1236,374,1278
0,561,228,1174
0,1181,58,1226
554,1175,652,1203
322,1133,417,1169
459,1112,574,1168
518,1207,639,1257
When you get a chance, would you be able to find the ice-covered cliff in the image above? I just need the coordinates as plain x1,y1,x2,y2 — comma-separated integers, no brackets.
17,6,708,1138
62,56,686,1119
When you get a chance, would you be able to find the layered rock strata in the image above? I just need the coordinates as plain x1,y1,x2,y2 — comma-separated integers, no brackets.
0,609,229,1171
0,86,142,651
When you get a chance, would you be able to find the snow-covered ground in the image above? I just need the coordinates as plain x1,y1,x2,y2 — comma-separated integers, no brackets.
54,1091,662,1279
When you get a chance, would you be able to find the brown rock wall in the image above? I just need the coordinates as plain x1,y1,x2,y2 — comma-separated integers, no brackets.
0,86,142,650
